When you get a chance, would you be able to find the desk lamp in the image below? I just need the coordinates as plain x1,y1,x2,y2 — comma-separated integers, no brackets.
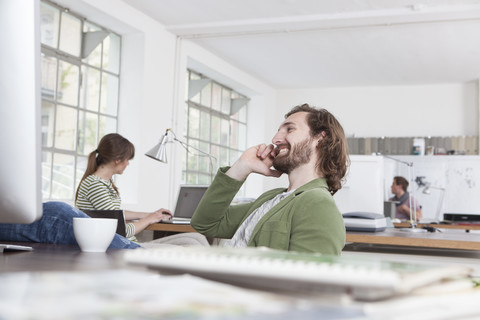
423,185,446,223
145,129,216,179
379,154,426,233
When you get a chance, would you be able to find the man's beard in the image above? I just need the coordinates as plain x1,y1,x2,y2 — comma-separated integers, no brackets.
272,138,313,174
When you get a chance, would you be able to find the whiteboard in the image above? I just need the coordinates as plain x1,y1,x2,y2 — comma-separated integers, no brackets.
384,155,480,220
334,155,480,220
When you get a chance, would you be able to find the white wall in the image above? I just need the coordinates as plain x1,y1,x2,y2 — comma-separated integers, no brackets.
277,82,478,138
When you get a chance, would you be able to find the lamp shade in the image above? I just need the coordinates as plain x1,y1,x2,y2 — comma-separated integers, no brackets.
145,134,168,163
145,129,216,183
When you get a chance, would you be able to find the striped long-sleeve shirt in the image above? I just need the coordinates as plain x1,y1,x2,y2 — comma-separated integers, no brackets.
76,175,135,239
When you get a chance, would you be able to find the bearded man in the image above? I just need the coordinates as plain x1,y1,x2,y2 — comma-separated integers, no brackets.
191,104,349,254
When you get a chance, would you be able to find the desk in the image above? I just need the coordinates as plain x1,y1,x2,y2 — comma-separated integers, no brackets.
394,222,480,231
2,242,357,319
148,223,480,250
146,223,196,233
1,241,480,319
346,228,480,250
0,242,134,273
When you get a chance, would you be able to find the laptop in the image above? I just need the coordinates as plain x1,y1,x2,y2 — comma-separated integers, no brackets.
161,185,208,225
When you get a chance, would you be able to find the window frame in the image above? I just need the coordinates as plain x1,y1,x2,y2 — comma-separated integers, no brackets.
183,69,249,186
40,0,122,202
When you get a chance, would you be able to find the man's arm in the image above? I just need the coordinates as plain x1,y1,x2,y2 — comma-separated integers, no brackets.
190,167,253,239
192,144,282,238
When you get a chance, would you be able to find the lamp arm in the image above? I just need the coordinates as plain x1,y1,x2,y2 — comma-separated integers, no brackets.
381,154,413,167
173,137,217,162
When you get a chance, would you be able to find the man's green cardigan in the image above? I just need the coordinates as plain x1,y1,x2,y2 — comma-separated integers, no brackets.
191,167,345,255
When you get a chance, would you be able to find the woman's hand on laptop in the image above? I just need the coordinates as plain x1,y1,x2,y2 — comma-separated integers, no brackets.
154,208,172,220
144,209,172,225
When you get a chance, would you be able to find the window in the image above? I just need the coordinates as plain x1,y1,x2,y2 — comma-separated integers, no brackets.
183,70,249,185
40,1,121,201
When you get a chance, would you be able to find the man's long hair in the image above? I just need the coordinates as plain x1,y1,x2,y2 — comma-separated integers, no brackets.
285,104,349,195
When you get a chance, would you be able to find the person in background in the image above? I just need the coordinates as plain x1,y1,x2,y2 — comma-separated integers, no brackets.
75,133,171,241
390,176,423,221
191,104,349,255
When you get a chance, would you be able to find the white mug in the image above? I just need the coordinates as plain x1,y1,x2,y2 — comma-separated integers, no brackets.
73,217,117,253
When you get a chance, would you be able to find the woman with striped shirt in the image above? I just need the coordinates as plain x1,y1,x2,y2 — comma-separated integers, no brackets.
75,133,172,241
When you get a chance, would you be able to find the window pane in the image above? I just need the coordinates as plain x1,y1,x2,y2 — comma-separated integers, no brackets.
78,111,98,155
211,83,221,111
40,2,59,48
198,174,210,185
186,173,197,184
76,156,88,193
59,12,82,56
222,88,231,114
80,66,101,111
41,54,57,100
221,119,229,145
211,115,220,144
41,151,52,199
82,22,102,68
239,124,247,150
51,153,75,200
219,147,228,167
55,105,77,150
230,150,239,164
103,33,121,74
210,145,219,169
57,60,79,106
200,82,211,107
188,108,200,137
199,111,210,140
100,73,119,116
198,141,209,173
230,120,239,149
239,104,247,123
190,91,200,104
41,100,55,148
98,115,117,138
187,139,199,171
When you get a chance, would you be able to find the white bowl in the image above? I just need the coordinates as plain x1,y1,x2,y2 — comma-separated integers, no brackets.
73,217,117,253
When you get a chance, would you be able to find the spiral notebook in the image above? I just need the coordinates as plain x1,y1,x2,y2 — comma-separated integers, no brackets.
124,246,472,301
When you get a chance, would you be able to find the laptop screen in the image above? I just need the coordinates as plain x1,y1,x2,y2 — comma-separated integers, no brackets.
173,185,208,218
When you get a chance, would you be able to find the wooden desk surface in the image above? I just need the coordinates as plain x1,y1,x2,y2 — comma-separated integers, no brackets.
146,223,196,233
394,222,480,230
147,223,480,250
346,228,480,250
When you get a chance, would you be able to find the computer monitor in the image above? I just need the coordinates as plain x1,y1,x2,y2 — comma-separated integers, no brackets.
0,0,43,223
